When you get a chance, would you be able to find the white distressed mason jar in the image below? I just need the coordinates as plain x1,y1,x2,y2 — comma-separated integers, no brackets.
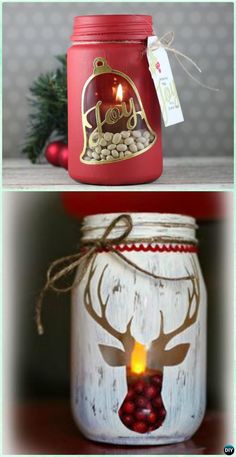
71,213,207,445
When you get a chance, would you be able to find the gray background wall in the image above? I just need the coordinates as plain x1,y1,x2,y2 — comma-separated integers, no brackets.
3,2,233,159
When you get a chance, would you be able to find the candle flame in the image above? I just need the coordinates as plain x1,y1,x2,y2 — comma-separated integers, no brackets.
116,84,123,102
131,341,147,374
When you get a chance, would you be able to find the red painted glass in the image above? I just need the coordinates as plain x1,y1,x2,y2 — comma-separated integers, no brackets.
67,15,162,185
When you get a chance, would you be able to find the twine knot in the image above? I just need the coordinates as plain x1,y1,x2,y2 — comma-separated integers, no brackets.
35,213,194,336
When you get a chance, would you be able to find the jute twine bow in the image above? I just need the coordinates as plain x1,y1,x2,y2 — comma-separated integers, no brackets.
35,214,194,335
148,31,219,92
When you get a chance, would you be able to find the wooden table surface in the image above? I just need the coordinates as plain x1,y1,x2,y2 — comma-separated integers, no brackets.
3,157,233,190
4,401,227,455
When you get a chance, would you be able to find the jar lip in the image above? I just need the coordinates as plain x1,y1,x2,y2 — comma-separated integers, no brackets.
82,212,197,228
71,14,154,42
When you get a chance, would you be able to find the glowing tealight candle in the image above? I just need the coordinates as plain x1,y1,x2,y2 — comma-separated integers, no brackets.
130,341,147,374
116,83,123,102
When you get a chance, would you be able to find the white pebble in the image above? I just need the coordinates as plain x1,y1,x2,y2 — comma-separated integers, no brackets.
101,149,110,156
132,130,141,138
121,131,130,138
92,152,100,160
86,128,153,163
117,144,127,152
99,138,107,147
87,150,93,158
124,137,134,146
129,143,138,153
143,131,151,139
137,142,144,150
104,132,113,142
139,136,147,144
108,144,117,150
112,133,122,144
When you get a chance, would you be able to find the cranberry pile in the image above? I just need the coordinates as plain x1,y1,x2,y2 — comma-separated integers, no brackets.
118,372,166,433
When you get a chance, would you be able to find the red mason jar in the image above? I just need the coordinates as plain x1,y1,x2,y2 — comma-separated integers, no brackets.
67,15,163,185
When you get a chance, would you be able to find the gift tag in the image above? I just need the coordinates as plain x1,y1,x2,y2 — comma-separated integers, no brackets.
147,36,184,127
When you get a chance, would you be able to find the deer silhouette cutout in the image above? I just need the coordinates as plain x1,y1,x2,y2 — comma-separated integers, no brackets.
84,257,200,434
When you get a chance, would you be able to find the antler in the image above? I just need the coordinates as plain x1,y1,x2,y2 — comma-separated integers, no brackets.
148,256,201,370
84,257,134,352
159,256,200,345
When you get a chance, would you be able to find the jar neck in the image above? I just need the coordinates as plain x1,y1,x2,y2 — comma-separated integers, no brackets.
81,213,198,245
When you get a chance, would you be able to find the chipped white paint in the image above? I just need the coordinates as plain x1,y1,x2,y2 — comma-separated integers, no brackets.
71,213,207,445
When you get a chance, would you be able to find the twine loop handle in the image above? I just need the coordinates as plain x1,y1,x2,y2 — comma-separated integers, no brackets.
98,213,133,246
35,213,195,336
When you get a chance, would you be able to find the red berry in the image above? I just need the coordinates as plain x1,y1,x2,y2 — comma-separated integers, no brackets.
135,409,147,421
152,396,163,409
159,407,166,418
126,388,135,401
144,401,152,414
145,385,158,399
132,421,148,434
134,380,145,394
147,411,158,424
122,414,134,427
151,374,163,389
135,396,147,408
122,401,135,414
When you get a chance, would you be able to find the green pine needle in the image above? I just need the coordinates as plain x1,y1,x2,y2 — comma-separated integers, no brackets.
22,55,67,163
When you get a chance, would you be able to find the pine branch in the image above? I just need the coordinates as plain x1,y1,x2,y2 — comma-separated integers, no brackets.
22,55,67,163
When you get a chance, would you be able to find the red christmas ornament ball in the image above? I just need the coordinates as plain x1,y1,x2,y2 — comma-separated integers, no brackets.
45,141,65,167
58,144,69,170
